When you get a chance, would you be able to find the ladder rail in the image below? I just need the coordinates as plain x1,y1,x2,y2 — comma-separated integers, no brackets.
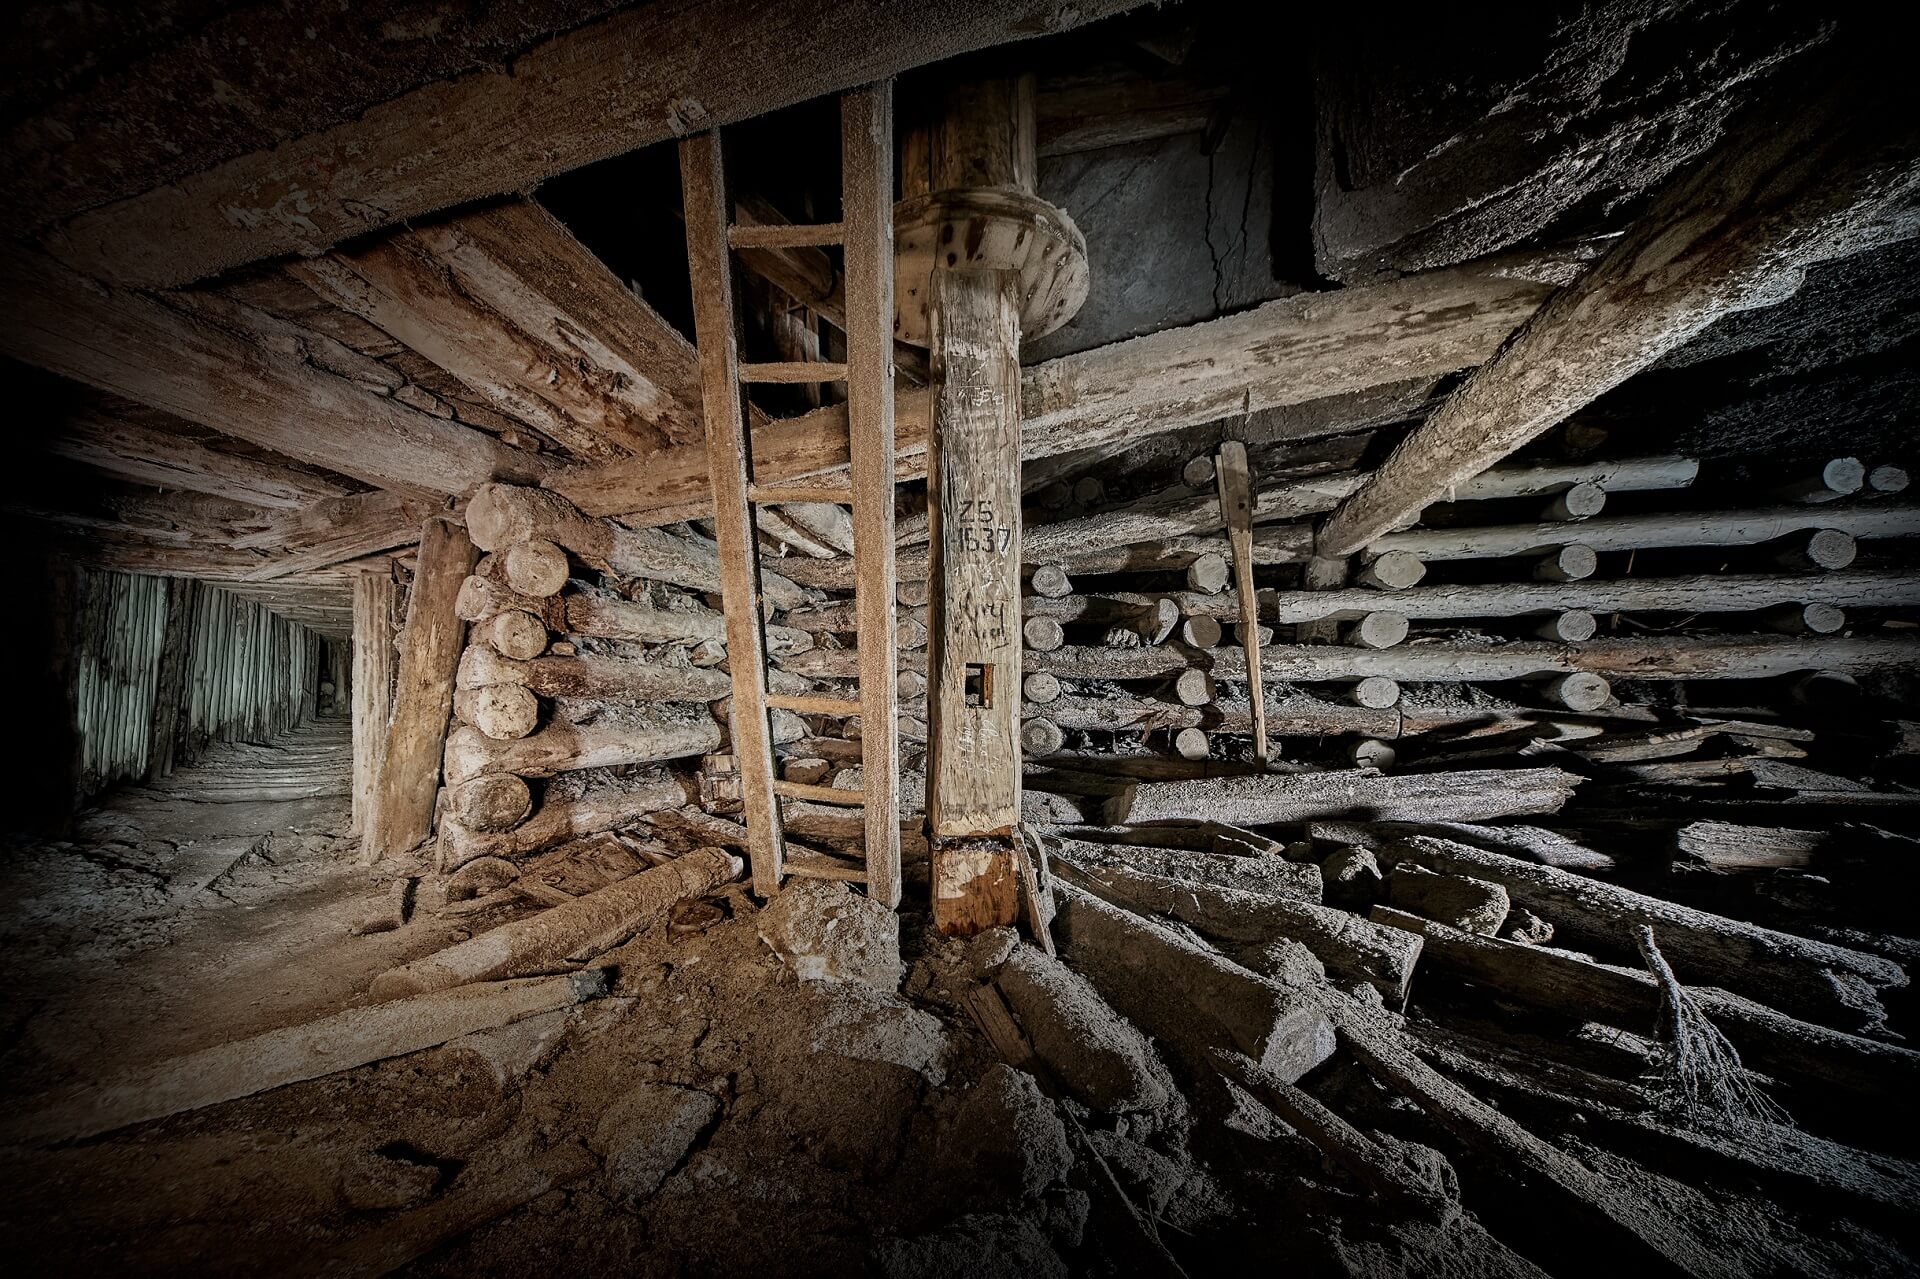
680,131,786,896
681,81,901,908
842,81,904,910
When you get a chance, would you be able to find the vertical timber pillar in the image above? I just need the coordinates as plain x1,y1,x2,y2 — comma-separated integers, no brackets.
366,522,473,860
351,568,399,838
915,73,1085,935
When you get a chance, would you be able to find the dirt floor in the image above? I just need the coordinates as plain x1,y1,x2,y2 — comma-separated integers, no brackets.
4,731,1919,1278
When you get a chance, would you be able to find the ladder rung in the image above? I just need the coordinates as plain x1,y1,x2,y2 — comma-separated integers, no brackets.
739,361,848,384
748,483,854,506
728,221,844,249
785,858,868,883
766,692,861,717
773,779,866,806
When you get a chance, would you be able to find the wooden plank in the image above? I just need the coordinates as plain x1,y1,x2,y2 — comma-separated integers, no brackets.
1215,441,1267,762
765,692,863,717
1,245,545,497
1316,62,1920,557
729,221,844,248
739,361,849,384
237,491,435,582
366,519,475,860
351,570,399,838
772,780,866,806
747,484,853,506
48,408,353,510
681,130,784,898
46,0,1149,287
291,205,697,464
548,255,1561,525
1372,502,1920,562
843,81,904,912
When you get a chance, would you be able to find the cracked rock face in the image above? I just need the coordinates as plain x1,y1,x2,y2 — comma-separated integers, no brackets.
1310,0,1832,283
592,1082,720,1204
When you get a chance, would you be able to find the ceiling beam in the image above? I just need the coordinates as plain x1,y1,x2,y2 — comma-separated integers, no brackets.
1,244,555,497
291,199,705,463
552,253,1565,523
42,0,1150,288
46,408,355,510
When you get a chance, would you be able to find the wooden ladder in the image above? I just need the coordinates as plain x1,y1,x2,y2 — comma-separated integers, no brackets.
678,82,902,909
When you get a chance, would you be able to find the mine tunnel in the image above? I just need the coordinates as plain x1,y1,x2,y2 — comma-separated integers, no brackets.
1,3,1918,1275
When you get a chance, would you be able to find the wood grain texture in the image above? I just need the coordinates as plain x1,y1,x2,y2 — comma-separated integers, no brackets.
367,520,475,858
46,0,1149,287
549,256,1560,525
844,83,904,910
927,269,1024,839
680,130,785,897
1,245,543,497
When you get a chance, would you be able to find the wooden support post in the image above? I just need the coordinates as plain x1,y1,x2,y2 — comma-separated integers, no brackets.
366,519,475,860
920,71,1060,936
351,570,399,838
681,129,785,898
927,267,1024,934
844,82,904,910
144,577,198,783
1216,442,1269,761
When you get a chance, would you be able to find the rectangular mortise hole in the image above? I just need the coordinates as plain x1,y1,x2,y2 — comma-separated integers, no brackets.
964,662,994,709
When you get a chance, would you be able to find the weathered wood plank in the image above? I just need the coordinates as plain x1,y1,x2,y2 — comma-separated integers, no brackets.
45,0,1151,287
350,570,399,838
293,200,704,462
366,519,475,859
1,245,545,496
48,408,354,510
681,130,785,898
844,82,904,910
548,256,1562,525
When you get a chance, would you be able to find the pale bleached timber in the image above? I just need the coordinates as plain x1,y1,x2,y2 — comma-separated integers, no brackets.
1109,767,1581,826
373,850,740,998
457,644,733,704
1372,503,1920,562
1210,569,1920,625
1443,455,1699,502
464,483,809,611
442,711,719,785
440,768,692,869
